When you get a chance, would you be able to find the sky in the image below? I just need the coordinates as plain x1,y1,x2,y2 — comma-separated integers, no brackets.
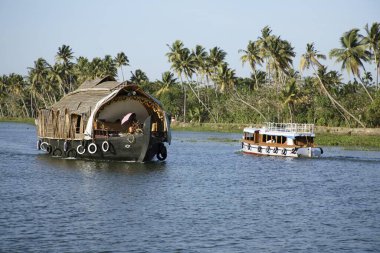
0,0,379,82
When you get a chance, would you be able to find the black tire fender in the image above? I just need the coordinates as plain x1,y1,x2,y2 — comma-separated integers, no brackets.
52,148,63,157
67,148,77,158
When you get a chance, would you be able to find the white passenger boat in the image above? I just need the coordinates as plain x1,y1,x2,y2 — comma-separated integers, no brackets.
241,122,323,158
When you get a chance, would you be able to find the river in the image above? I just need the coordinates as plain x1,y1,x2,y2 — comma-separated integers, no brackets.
0,122,379,252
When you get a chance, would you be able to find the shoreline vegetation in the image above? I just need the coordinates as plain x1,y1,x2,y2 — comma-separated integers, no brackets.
1,117,379,150
1,23,379,150
1,24,380,130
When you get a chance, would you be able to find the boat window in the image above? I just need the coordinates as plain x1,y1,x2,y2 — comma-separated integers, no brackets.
244,132,254,140
76,116,81,134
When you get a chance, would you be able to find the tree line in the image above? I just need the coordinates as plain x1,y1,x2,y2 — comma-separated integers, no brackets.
1,23,380,127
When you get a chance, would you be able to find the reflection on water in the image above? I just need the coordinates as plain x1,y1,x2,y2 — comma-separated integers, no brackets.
1,123,380,252
37,154,168,174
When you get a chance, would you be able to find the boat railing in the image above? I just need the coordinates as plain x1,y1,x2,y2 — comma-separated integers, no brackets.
263,122,315,134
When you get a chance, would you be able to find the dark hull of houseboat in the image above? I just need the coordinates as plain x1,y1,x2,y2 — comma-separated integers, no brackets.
38,135,167,162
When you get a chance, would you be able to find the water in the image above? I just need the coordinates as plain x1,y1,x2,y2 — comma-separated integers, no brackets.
0,123,380,253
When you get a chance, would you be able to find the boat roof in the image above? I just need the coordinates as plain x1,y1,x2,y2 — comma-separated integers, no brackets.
47,76,162,115
243,122,316,138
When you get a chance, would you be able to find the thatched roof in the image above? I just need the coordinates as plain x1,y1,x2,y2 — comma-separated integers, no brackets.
49,76,159,115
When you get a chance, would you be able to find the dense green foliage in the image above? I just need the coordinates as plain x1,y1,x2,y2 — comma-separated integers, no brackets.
1,24,379,127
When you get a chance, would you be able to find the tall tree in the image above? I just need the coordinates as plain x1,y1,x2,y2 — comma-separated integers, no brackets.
28,58,50,116
101,55,117,78
257,26,274,84
363,22,380,89
239,40,263,89
115,52,129,81
166,40,188,122
55,45,74,93
329,29,373,101
300,43,365,127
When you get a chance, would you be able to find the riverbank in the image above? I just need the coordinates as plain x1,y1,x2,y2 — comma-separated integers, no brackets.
0,117,35,124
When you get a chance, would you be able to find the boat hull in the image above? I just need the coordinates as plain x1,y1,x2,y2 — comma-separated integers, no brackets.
241,142,322,158
38,135,166,162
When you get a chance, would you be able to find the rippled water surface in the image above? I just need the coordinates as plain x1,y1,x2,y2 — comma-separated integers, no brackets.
1,123,380,252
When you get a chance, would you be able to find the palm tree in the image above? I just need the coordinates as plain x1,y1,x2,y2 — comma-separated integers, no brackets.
215,63,236,92
329,29,373,101
7,74,30,117
282,78,299,122
191,45,208,86
115,52,129,81
56,45,74,93
130,69,149,86
166,40,188,122
48,63,64,97
101,55,117,78
363,22,380,89
89,57,103,79
74,56,91,83
257,26,274,84
300,43,365,127
156,71,177,96
239,40,263,89
28,58,50,116
56,44,74,63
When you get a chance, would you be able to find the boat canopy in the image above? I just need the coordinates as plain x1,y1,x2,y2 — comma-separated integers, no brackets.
243,122,315,138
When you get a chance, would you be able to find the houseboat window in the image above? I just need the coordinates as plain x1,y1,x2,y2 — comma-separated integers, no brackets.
76,116,81,134
244,132,254,140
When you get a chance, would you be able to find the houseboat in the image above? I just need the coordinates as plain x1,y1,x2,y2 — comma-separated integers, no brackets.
36,76,171,162
241,122,323,158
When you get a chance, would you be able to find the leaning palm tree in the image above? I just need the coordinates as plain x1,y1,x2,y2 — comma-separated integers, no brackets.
115,52,129,81
300,43,365,127
179,48,217,123
363,22,380,89
239,40,263,89
155,71,177,96
329,28,373,102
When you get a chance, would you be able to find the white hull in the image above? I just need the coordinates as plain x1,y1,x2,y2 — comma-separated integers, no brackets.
241,142,322,158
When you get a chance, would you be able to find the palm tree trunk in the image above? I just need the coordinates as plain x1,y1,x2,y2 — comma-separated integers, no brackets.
185,77,217,123
358,76,374,102
312,65,366,127
288,103,293,123
30,93,35,118
0,104,4,117
180,76,186,123
20,97,30,118
232,91,267,121
120,66,125,81
375,53,379,90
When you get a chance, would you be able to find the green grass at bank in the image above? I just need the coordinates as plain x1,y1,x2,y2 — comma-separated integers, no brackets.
316,133,380,150
0,117,35,124
171,123,246,133
172,123,380,150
